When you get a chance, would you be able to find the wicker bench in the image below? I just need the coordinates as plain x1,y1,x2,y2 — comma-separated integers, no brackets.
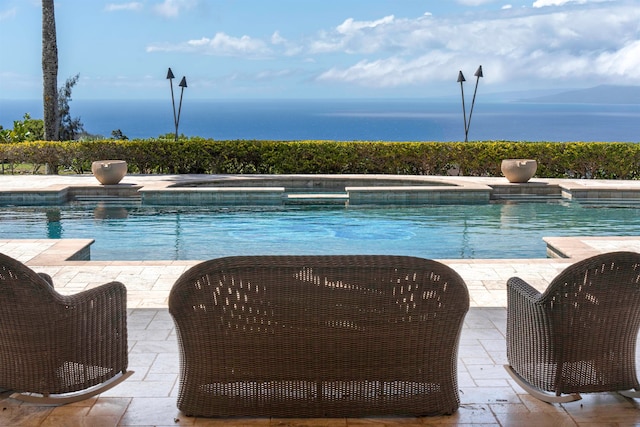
169,255,469,417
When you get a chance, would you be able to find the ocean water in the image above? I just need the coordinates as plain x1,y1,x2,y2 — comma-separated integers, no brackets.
1,98,639,142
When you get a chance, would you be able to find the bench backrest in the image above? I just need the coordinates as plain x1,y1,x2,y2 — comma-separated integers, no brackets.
169,255,469,417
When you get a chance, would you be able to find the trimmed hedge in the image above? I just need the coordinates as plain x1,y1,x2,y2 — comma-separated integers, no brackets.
1,139,639,179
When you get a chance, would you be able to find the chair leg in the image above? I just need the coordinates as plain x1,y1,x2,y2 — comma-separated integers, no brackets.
619,389,640,399
504,365,581,404
10,370,134,405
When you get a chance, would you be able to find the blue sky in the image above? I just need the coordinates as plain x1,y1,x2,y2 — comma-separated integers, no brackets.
1,0,639,100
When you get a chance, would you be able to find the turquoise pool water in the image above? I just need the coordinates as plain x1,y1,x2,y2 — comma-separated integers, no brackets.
1,202,639,260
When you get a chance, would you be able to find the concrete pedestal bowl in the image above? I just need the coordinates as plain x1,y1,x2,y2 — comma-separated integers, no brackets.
501,159,537,183
92,160,128,185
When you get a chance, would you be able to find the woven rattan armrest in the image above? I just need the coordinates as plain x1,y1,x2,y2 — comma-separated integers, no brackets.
506,277,543,303
37,272,54,288
54,280,127,308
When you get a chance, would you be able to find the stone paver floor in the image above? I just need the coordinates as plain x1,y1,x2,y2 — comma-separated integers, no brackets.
1,238,640,426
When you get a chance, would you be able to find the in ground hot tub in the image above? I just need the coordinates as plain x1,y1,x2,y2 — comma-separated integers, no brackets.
139,175,491,206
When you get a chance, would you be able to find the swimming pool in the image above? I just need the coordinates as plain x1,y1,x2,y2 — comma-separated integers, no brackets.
1,201,639,260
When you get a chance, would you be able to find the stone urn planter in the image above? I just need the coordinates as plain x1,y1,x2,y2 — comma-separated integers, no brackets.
92,160,128,185
501,159,537,183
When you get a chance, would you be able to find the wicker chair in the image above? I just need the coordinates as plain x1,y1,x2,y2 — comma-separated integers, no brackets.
505,251,640,403
0,252,133,404
169,255,469,417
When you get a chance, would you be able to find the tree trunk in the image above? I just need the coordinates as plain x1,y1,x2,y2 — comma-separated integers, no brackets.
42,0,59,174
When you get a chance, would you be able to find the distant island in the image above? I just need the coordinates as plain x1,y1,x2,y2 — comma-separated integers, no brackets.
521,85,640,104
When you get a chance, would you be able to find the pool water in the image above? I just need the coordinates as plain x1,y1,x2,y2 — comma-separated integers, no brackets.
1,202,639,260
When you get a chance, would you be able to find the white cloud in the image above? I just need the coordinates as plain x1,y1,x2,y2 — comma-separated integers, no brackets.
336,15,395,34
189,34,267,55
313,2,640,89
254,68,298,81
148,32,271,57
310,15,406,55
594,40,640,77
270,31,303,56
145,1,640,92
271,31,286,45
153,0,197,18
317,54,456,88
532,0,587,7
457,0,500,5
104,3,143,12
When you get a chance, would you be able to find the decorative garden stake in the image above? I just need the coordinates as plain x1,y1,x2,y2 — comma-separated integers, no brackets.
167,68,188,142
457,71,467,141
457,65,483,142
